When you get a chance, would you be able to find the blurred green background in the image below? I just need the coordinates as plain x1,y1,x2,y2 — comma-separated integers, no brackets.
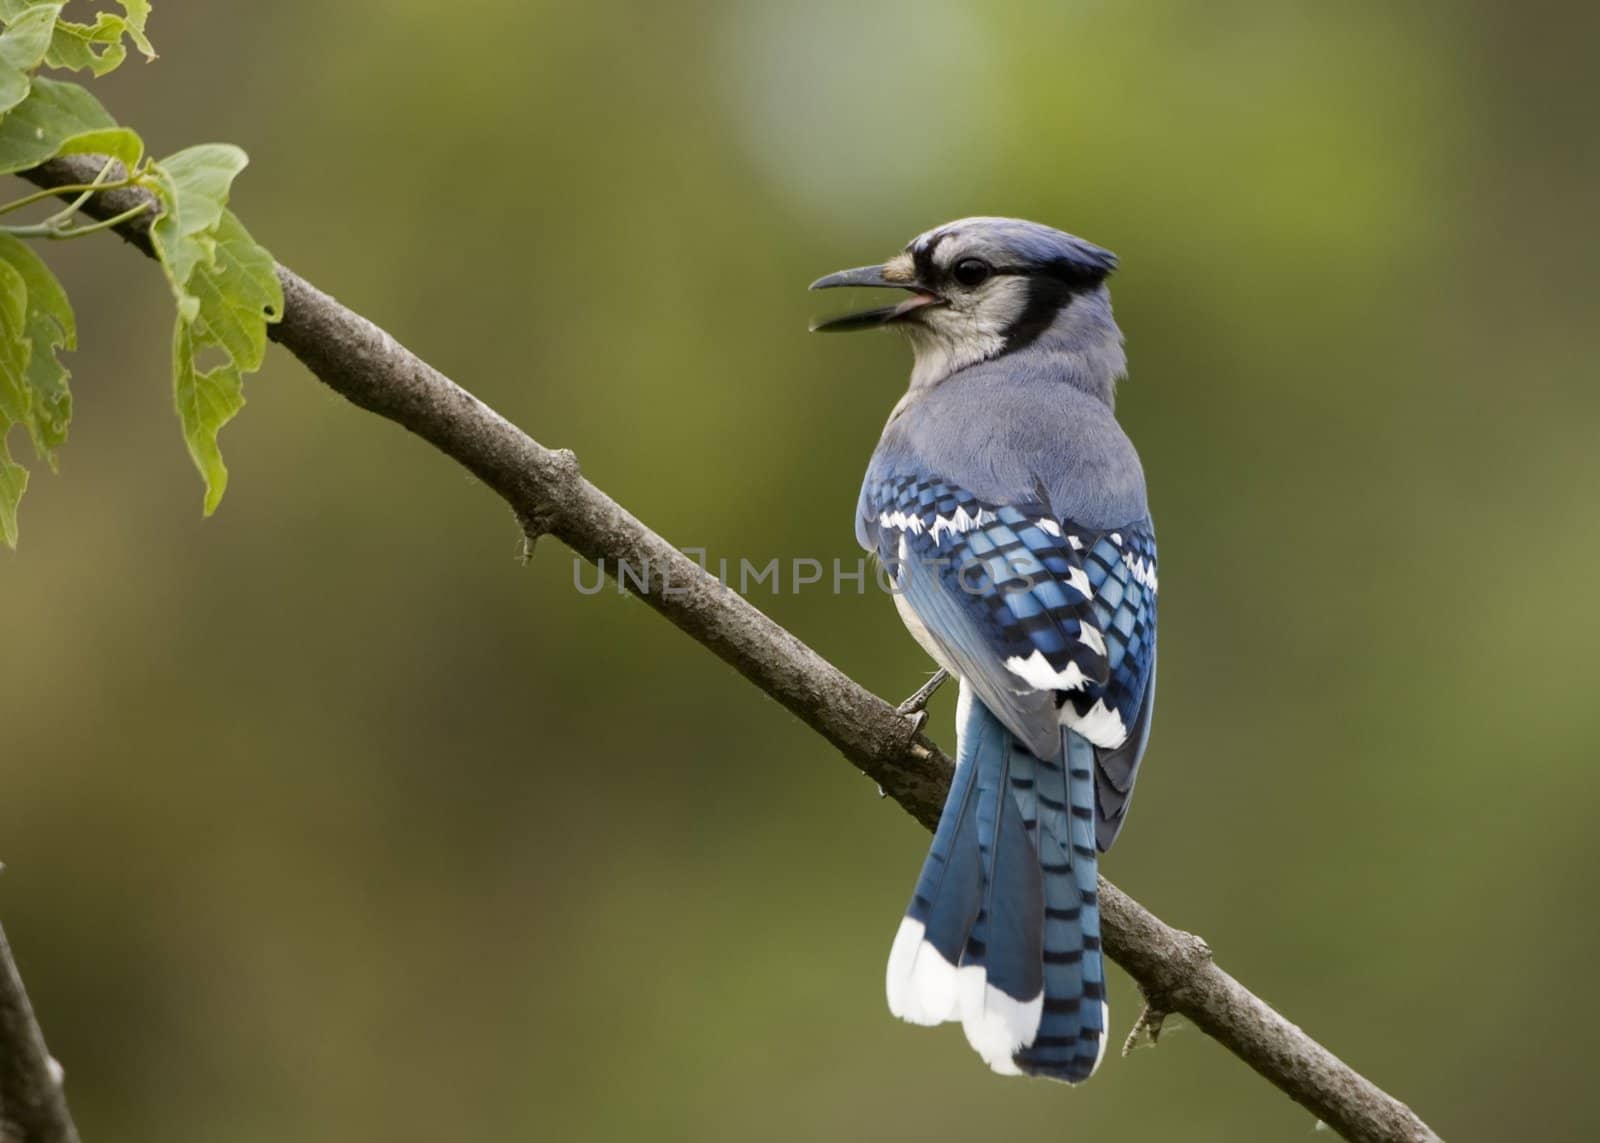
3,1,1598,1139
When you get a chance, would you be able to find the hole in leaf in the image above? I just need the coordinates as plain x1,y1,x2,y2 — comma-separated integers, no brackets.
194,344,231,374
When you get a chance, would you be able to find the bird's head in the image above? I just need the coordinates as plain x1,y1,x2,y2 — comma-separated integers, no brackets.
810,217,1120,391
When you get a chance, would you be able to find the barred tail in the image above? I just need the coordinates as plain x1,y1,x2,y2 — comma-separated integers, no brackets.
1012,729,1107,1081
886,682,1107,1081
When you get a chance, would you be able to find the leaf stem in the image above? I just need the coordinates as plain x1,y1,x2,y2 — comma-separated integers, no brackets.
44,159,123,227
0,174,139,220
0,202,152,240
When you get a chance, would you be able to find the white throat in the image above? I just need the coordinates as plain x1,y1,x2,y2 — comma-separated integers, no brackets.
905,326,1005,390
902,274,1031,390
887,281,1127,420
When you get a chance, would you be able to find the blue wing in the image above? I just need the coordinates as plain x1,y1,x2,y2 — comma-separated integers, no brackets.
1074,522,1158,849
861,473,1157,850
861,473,1104,760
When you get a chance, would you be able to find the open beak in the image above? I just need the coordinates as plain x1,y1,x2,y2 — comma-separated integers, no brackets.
808,263,944,332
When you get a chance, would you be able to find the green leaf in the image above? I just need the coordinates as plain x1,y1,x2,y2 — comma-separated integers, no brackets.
166,209,279,516
21,301,68,454
191,211,281,373
0,75,116,174
116,0,152,59
148,143,248,320
0,233,72,464
146,146,276,516
0,0,51,20
18,1,158,77
56,123,141,171
0,254,33,546
46,14,123,76
0,3,63,115
0,77,138,187
172,318,242,516
0,256,31,424
0,434,24,547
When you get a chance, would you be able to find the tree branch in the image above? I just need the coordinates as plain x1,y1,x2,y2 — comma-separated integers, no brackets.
18,155,1443,1143
0,921,78,1143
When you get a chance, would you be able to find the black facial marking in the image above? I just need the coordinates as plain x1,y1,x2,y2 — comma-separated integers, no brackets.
911,230,955,283
1002,274,1077,352
1000,257,1112,353
1036,256,1113,291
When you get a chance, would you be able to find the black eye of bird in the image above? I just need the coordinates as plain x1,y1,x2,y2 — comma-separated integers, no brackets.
951,258,992,288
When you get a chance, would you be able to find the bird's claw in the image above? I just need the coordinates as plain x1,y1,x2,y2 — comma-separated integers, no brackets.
896,668,949,717
1122,1003,1169,1056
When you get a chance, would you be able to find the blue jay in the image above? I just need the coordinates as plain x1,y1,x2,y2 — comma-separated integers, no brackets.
811,218,1156,1082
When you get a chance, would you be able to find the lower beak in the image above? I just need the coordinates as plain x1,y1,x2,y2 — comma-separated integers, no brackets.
808,263,943,332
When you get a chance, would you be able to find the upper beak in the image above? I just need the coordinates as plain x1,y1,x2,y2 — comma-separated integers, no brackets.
808,263,943,332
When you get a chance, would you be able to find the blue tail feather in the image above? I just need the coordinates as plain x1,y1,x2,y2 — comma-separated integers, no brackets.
887,682,1107,1081
885,696,989,1025
967,748,1043,1006
1014,730,1106,1080
955,736,1046,1072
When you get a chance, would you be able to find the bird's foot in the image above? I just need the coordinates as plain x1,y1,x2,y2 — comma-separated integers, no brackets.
896,668,949,734
1122,1002,1169,1056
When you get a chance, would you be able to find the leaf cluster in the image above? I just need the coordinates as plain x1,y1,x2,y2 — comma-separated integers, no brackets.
0,3,280,546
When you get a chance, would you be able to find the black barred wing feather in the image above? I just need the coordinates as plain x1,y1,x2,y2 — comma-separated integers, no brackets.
861,474,1109,761
1071,522,1158,850
863,475,1158,850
